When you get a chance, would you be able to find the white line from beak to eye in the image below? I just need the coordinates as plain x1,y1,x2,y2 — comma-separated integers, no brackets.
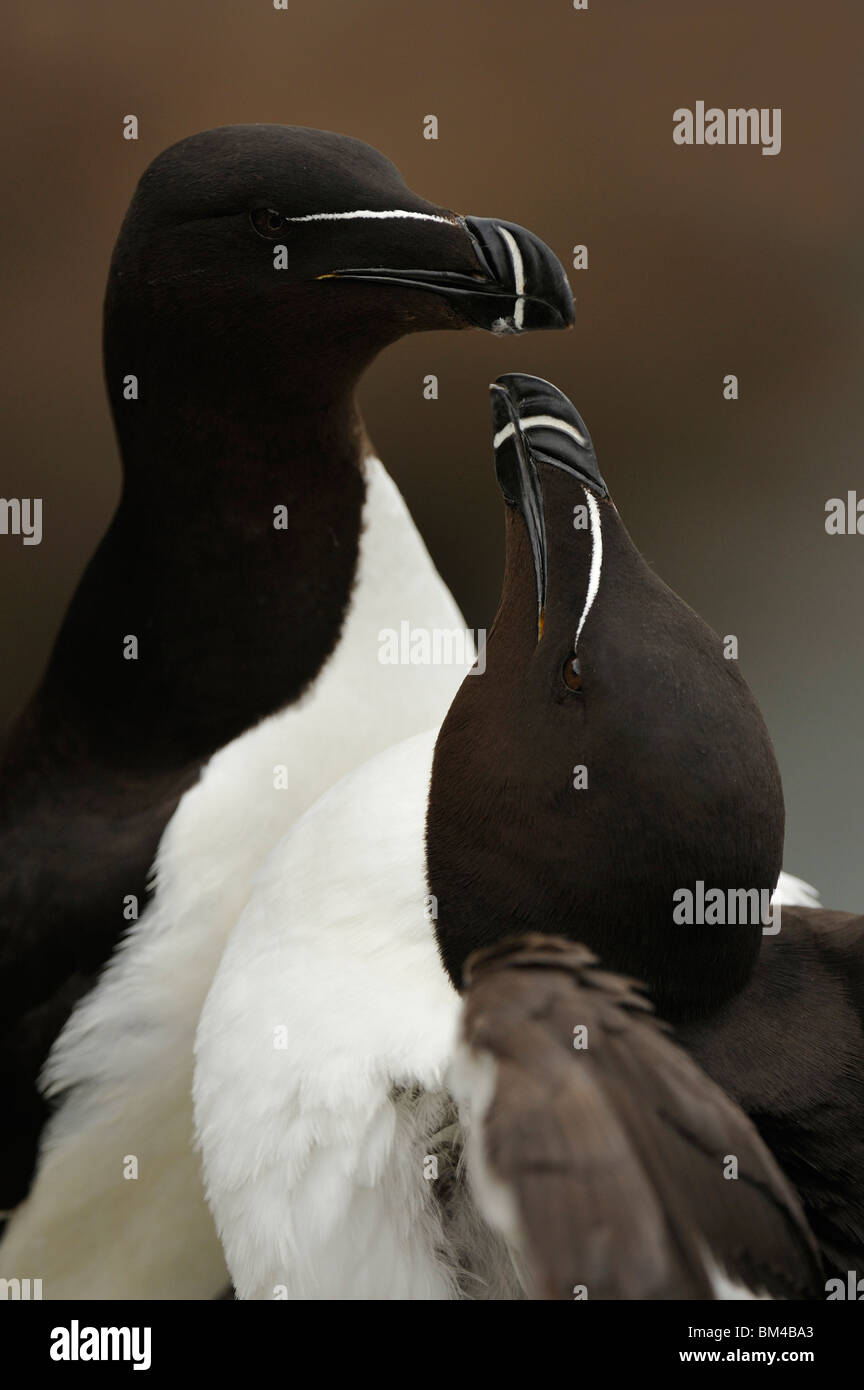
492,415,590,450
283,209,455,224
574,486,603,652
495,225,526,328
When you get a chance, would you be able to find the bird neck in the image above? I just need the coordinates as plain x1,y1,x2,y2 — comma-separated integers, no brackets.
427,656,768,1021
36,366,369,775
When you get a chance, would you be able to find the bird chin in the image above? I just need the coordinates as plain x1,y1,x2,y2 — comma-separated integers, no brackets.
490,316,521,336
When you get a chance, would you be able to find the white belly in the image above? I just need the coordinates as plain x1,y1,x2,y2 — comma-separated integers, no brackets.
0,458,473,1300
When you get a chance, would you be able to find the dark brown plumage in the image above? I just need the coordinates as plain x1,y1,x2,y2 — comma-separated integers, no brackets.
680,905,864,1279
460,934,823,1300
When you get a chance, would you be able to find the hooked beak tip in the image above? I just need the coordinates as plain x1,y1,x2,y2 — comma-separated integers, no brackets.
489,374,608,499
489,375,608,637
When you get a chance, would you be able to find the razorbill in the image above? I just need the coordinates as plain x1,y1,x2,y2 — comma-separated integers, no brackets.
0,126,572,1221
191,375,830,1299
429,375,795,1021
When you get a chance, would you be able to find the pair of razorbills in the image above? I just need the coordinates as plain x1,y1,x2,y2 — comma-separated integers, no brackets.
2,125,858,1303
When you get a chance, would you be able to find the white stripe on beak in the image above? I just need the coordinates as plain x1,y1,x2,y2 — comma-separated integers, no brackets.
492,415,590,451
495,226,526,329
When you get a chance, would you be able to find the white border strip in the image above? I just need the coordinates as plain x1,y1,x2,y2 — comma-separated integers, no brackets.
574,486,603,650
284,209,454,224
492,415,590,451
495,225,526,329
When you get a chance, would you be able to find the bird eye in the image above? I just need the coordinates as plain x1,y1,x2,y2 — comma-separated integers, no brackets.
562,655,583,692
250,208,288,239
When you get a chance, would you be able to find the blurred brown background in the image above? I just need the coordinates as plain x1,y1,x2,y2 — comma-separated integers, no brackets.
1,0,861,905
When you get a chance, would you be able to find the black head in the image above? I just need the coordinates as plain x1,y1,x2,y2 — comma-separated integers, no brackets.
427,375,785,1020
104,125,574,429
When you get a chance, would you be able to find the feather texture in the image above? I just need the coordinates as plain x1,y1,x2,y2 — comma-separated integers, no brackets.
454,934,823,1300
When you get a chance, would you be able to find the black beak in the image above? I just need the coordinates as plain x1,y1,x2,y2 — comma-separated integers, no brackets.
322,216,575,333
490,373,607,634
